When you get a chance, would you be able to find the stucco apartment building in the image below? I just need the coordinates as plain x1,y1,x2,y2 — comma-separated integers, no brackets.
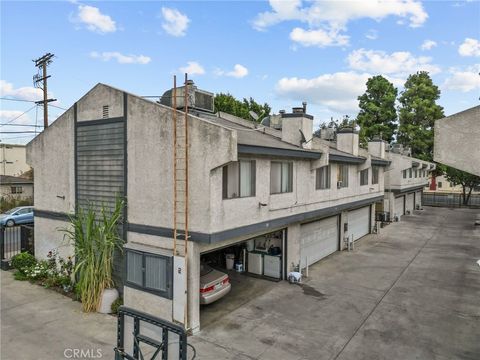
380,144,435,221
27,82,394,332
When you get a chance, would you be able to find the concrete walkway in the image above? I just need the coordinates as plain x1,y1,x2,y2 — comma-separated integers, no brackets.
1,207,480,359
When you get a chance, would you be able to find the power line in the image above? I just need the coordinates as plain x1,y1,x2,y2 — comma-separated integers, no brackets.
0,131,38,134
0,123,43,127
0,105,37,127
0,97,37,103
0,135,36,140
48,103,67,111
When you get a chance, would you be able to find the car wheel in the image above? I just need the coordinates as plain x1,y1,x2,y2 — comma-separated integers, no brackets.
6,220,15,227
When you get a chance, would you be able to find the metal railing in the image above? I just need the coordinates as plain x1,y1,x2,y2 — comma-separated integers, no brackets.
0,224,34,269
422,193,480,208
114,306,191,360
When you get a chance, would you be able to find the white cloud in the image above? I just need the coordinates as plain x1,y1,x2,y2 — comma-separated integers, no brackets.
179,61,205,76
458,38,480,57
276,71,405,114
276,72,370,114
215,64,249,78
347,48,440,75
253,0,427,47
161,7,190,37
289,27,349,47
74,5,116,33
90,51,151,64
0,80,43,101
365,29,378,40
421,39,437,50
0,110,32,125
443,65,480,92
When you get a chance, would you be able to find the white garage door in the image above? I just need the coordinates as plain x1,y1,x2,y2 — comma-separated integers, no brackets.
348,206,370,241
395,196,405,218
415,191,422,208
300,216,338,268
406,193,414,213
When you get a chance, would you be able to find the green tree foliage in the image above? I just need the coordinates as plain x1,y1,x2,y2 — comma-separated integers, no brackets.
397,71,444,161
357,75,398,144
214,93,271,123
444,167,480,205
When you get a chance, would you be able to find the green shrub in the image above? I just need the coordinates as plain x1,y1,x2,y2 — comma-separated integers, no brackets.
24,260,52,280
11,252,36,273
111,297,123,314
13,270,29,281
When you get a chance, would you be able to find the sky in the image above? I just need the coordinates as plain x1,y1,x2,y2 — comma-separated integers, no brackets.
1,0,479,144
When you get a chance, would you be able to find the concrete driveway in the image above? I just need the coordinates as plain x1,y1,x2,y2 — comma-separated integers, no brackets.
2,207,479,359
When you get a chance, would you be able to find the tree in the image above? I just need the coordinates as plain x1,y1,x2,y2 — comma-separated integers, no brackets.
214,93,271,123
356,75,398,144
397,71,444,161
444,167,480,205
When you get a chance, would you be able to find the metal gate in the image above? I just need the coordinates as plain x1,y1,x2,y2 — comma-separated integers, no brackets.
0,224,34,269
115,306,191,360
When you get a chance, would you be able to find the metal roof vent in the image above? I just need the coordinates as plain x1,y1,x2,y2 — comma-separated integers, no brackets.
102,105,109,119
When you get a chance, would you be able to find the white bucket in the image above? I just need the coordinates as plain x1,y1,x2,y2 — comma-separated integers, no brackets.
235,263,243,272
225,254,235,270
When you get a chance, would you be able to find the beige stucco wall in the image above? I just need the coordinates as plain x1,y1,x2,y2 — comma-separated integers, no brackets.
34,217,74,260
0,144,30,177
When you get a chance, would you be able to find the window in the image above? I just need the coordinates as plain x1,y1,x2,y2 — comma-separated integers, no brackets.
11,186,23,194
270,162,293,194
409,168,412,178
337,164,349,188
449,182,454,187
126,250,173,299
414,169,418,178
360,169,369,186
222,160,256,199
372,166,379,185
403,170,407,179
438,182,442,188
315,165,330,190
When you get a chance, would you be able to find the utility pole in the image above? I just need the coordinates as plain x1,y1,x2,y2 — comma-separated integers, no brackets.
33,53,56,129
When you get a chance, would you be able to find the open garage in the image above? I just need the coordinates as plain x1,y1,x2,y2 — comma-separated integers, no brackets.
199,230,286,328
395,195,405,219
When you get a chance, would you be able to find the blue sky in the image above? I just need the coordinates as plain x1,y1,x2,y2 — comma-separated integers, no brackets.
1,0,479,144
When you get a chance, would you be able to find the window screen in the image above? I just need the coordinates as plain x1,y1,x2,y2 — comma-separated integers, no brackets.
127,251,143,286
145,255,167,292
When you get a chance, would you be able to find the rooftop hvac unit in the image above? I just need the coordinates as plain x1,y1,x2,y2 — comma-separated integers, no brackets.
320,128,336,140
159,81,214,113
391,143,404,154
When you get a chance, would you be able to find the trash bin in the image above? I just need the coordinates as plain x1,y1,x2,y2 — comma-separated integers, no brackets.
225,254,235,270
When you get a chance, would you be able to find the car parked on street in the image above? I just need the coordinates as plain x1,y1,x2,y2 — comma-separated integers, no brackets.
200,263,231,305
0,206,34,227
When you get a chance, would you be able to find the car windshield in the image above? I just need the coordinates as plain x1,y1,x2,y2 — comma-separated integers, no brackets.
3,207,20,215
200,263,213,277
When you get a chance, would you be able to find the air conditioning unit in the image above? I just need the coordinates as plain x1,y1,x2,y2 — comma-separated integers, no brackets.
159,80,214,113
337,181,343,189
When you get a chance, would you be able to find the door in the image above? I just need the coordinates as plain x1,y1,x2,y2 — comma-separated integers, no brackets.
395,196,405,218
415,191,422,208
348,206,370,241
300,216,338,268
406,193,414,214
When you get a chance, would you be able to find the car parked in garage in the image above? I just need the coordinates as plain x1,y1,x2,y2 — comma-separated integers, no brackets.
0,206,34,227
200,263,231,304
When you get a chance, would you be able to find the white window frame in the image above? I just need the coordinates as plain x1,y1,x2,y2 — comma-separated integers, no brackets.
270,161,293,194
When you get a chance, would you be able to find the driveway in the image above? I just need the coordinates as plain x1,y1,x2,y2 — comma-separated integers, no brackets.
1,207,479,359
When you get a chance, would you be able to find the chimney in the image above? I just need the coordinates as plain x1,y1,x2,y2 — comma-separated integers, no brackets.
281,103,313,149
367,136,386,159
336,128,359,156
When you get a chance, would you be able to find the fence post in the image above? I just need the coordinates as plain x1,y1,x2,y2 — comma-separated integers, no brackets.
0,226,4,261
20,226,27,252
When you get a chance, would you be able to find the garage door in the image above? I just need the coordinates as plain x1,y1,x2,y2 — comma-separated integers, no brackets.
348,206,370,241
406,193,414,214
395,196,405,218
300,216,338,268
415,191,422,208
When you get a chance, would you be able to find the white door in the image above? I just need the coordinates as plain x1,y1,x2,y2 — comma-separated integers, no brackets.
415,191,422,208
348,206,370,241
406,193,414,213
300,216,338,268
395,196,405,218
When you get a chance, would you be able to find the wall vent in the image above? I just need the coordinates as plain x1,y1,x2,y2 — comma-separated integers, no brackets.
102,105,109,119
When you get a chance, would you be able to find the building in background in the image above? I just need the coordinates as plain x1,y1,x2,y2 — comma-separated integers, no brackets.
0,175,34,202
434,106,480,177
0,143,30,177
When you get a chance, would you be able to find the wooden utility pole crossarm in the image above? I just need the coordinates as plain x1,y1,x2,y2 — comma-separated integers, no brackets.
33,53,56,129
